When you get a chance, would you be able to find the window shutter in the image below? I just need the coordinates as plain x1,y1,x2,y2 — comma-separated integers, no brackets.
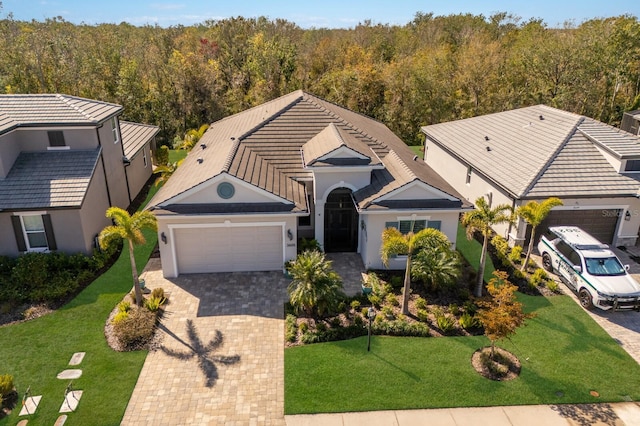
11,216,27,252
399,221,412,234
42,214,57,251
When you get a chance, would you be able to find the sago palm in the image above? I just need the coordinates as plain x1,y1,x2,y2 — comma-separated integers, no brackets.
461,197,512,297
381,227,451,314
287,250,344,317
411,246,461,292
98,207,158,306
516,197,563,271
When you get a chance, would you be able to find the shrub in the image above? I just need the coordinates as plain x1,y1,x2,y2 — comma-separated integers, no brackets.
0,374,14,396
368,294,382,307
390,275,403,288
112,310,130,325
416,308,429,322
414,296,428,310
337,301,347,313
491,235,510,258
509,245,523,264
350,300,361,311
298,238,321,253
436,313,456,335
299,321,309,333
371,319,431,337
151,287,165,300
118,300,131,313
547,280,559,292
361,307,370,317
330,317,342,327
459,312,479,330
448,303,460,316
381,305,395,319
354,315,364,327
316,322,327,333
385,293,400,307
529,268,549,287
113,307,157,350
285,314,298,343
144,296,166,313
155,145,170,166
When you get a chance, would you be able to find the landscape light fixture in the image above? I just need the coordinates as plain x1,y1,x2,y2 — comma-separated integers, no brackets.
367,307,375,352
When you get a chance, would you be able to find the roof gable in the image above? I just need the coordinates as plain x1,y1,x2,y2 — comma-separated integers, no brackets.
120,121,160,158
302,123,381,167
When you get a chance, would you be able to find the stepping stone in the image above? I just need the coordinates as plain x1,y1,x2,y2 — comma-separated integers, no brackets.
54,415,68,426
56,369,82,380
18,395,41,416
68,352,85,366
16,420,28,426
59,390,83,413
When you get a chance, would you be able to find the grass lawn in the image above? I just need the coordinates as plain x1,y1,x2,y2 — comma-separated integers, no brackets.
285,225,640,414
168,148,188,163
0,186,160,425
455,224,496,283
409,145,423,158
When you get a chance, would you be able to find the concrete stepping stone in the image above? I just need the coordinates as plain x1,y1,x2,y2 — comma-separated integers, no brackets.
56,369,82,380
68,352,85,366
54,414,68,425
59,390,83,413
18,395,41,416
16,420,28,426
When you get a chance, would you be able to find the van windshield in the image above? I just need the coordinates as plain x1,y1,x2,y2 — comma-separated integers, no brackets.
584,257,626,276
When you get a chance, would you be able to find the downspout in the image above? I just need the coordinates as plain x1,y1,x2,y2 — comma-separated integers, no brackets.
95,127,112,207
115,117,133,204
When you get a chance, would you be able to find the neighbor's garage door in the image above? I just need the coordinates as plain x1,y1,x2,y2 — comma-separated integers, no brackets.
536,208,620,244
173,225,283,274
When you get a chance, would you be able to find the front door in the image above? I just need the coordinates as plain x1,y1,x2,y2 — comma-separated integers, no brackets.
324,188,358,252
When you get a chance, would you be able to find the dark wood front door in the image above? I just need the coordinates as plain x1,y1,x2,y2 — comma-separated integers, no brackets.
324,189,358,252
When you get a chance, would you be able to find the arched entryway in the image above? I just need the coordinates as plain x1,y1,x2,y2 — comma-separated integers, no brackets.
324,188,358,252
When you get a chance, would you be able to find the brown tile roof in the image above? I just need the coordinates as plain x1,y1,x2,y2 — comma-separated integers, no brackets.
0,149,100,210
0,94,122,134
302,123,382,167
150,90,466,212
120,121,160,158
422,105,640,198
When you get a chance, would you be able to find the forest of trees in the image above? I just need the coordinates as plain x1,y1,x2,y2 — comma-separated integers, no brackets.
0,11,639,147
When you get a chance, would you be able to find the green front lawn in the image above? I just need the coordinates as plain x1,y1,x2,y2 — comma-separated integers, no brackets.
168,148,187,163
285,225,640,414
0,187,160,425
286,291,640,414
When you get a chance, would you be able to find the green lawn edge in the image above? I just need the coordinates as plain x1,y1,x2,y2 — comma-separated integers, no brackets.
284,226,640,414
0,186,160,425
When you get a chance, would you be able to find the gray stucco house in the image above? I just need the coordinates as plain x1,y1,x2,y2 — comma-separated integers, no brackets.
148,90,470,277
421,105,640,247
0,94,159,256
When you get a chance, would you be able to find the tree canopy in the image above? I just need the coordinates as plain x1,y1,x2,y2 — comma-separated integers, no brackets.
1,13,638,147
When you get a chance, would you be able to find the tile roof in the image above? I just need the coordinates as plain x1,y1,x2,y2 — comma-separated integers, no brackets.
0,94,122,134
0,149,100,210
302,123,381,167
150,90,467,212
422,105,640,198
120,121,160,158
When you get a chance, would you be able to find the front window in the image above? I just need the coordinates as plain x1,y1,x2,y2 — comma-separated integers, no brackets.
466,166,472,184
21,215,48,250
585,257,626,276
385,219,441,235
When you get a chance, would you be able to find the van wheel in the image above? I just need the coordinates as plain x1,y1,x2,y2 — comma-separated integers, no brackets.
542,253,553,272
579,288,594,310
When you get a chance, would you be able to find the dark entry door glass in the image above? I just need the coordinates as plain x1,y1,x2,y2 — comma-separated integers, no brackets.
324,189,358,252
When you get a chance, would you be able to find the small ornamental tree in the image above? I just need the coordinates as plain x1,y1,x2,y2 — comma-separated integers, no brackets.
477,270,532,359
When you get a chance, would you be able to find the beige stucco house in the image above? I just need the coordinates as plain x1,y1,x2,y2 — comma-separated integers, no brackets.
148,91,470,277
0,94,159,256
421,105,640,247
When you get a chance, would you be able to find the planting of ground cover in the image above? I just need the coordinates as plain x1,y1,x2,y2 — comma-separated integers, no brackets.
285,293,640,414
0,186,160,424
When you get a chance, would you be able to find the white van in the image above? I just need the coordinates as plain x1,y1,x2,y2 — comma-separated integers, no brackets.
537,226,640,311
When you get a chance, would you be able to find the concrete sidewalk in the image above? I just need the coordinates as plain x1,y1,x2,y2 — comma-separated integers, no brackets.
285,402,640,425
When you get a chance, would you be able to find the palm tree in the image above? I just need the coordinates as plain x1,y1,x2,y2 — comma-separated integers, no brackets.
153,159,183,187
516,197,563,271
411,246,461,292
381,227,451,315
461,197,512,297
179,124,210,151
98,207,157,306
287,250,345,317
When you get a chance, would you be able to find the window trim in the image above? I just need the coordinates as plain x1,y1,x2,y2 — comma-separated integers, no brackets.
47,130,66,148
385,217,442,234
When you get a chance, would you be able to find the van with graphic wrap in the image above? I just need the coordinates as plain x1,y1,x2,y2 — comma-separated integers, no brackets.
537,226,640,311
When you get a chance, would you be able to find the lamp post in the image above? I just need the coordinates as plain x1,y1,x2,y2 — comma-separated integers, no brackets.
367,307,375,352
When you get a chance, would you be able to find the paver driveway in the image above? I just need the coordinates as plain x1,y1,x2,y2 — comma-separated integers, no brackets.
121,258,289,425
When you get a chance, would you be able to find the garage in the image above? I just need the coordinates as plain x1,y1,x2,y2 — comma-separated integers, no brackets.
173,224,284,274
532,208,621,245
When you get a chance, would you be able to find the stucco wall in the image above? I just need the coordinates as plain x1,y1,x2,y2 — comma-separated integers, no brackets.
0,214,18,256
97,118,130,208
177,175,283,204
0,131,20,178
78,161,112,253
125,142,153,201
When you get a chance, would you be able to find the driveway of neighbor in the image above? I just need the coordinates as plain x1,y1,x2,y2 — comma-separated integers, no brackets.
121,258,290,425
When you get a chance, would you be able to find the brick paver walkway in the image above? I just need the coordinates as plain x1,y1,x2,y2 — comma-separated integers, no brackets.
121,259,289,425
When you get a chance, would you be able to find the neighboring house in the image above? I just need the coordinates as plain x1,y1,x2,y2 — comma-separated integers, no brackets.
421,105,640,247
0,94,159,257
621,109,640,136
148,90,470,277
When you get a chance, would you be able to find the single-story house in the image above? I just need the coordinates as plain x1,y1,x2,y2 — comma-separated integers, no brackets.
421,105,640,247
0,94,159,256
148,90,470,277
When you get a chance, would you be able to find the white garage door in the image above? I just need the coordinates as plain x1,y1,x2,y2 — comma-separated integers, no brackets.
173,225,283,274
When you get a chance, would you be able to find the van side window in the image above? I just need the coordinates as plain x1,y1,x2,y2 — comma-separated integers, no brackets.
556,241,581,266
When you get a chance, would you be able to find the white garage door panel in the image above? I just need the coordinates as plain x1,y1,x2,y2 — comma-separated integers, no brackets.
174,225,283,274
